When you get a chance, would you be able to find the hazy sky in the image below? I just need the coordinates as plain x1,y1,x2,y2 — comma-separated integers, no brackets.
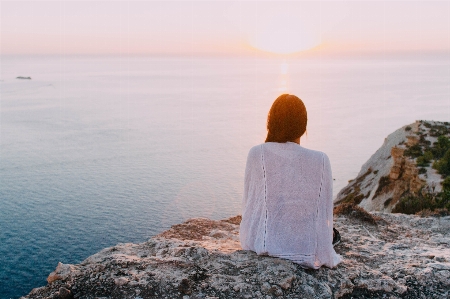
2,1,450,56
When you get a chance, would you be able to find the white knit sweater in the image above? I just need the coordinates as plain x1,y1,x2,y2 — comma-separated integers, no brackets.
239,142,342,269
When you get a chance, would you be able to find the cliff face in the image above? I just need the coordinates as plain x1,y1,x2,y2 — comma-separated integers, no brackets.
335,120,449,212
21,121,450,299
23,212,450,299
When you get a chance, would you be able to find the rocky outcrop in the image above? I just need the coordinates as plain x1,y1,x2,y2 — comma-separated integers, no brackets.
22,211,450,299
335,120,450,212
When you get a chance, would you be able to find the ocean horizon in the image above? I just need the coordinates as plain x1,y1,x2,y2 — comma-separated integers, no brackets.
1,53,450,298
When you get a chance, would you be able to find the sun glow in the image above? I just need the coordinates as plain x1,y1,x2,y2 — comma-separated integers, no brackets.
278,60,290,92
250,15,320,55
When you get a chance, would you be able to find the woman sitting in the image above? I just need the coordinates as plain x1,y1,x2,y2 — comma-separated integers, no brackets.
239,94,342,269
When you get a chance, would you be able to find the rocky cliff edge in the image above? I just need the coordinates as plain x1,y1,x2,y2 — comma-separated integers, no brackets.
23,209,450,299
335,120,450,213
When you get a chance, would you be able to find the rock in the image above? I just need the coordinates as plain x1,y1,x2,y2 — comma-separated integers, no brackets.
178,278,192,294
261,282,271,293
335,120,450,212
435,256,446,262
269,285,283,296
114,277,129,286
278,275,295,290
58,287,73,299
21,214,450,299
47,262,79,283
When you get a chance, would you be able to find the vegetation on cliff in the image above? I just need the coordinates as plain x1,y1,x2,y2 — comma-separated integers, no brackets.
336,120,450,215
395,121,450,215
392,190,450,215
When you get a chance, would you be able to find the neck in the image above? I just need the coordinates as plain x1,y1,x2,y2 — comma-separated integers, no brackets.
293,137,300,144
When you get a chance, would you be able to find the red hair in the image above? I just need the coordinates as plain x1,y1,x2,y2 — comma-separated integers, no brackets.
265,94,307,143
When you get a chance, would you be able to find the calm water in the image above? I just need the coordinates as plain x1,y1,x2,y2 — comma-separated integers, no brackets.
1,54,450,298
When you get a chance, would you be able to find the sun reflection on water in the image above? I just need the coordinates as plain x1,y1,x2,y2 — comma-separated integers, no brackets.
278,60,290,92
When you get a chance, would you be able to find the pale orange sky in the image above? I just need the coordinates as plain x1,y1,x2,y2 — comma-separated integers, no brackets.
1,1,450,56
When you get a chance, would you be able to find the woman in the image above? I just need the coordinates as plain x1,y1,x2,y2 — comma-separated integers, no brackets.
239,94,342,269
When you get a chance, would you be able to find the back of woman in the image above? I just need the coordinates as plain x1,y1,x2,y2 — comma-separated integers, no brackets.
239,94,342,269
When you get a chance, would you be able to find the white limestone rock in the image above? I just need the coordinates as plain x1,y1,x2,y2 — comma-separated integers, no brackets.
335,120,450,212
22,213,450,299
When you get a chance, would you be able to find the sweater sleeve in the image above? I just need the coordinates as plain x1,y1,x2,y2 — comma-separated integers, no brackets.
315,153,342,268
241,146,258,214
239,146,266,253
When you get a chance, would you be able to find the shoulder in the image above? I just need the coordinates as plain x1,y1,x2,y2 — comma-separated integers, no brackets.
247,144,263,159
248,143,330,163
298,147,329,163
244,144,263,168
295,147,332,175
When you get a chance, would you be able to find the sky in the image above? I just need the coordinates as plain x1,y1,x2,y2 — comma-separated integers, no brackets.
1,0,450,56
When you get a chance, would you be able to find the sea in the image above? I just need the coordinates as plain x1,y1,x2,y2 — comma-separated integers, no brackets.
1,53,450,298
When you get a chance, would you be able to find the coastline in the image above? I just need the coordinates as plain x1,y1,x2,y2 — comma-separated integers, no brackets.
22,212,450,299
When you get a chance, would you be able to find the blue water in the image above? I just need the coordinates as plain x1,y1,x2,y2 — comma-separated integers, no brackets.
1,54,450,298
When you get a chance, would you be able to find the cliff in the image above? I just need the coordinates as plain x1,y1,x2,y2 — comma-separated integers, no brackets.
22,122,450,299
22,210,450,299
335,120,450,213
